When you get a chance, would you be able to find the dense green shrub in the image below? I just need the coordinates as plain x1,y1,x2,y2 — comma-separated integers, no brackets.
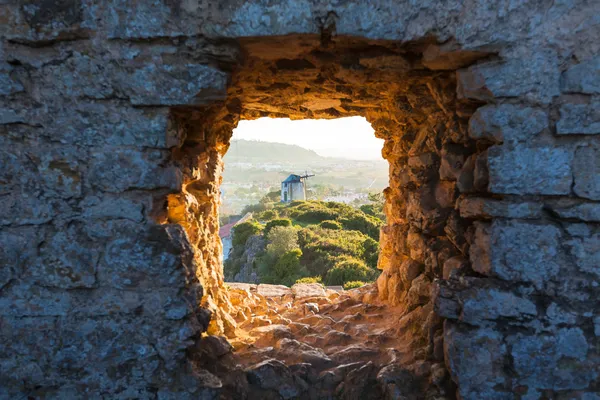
258,209,278,220
261,249,305,286
339,214,382,240
223,257,243,280
319,220,342,230
265,218,292,235
324,257,378,286
232,220,263,247
296,209,339,224
295,276,323,285
343,281,366,290
241,202,269,214
362,237,380,268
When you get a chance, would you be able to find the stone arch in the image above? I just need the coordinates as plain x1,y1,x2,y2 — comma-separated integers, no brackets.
166,34,489,339
1,1,598,399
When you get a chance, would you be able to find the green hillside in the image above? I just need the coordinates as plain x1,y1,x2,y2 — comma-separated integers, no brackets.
225,140,325,163
224,198,384,288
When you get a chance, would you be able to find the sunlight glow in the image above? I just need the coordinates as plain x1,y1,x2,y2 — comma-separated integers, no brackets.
231,117,383,160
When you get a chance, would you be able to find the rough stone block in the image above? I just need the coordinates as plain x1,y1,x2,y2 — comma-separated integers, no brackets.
98,223,196,289
422,44,488,70
444,322,509,399
458,197,542,219
434,182,457,212
36,147,84,199
32,51,228,106
0,313,200,396
0,138,83,199
104,0,202,39
0,227,42,288
0,70,24,95
456,155,476,193
0,282,71,317
548,200,600,222
47,103,173,147
561,56,600,94
80,195,146,222
89,148,182,193
457,52,560,104
487,145,572,195
564,224,600,278
509,329,597,391
291,283,326,298
406,187,448,235
256,284,293,297
0,193,59,226
557,100,600,135
124,64,228,106
69,287,197,320
0,107,23,124
1,0,96,43
442,256,468,280
439,144,469,180
460,287,537,326
29,226,100,289
470,220,563,290
573,145,600,200
469,104,548,144
398,259,424,285
545,303,578,325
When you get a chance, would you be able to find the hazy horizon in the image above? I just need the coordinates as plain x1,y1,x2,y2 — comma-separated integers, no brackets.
231,117,384,160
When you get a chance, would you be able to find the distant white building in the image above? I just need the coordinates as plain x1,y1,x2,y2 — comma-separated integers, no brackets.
281,174,306,202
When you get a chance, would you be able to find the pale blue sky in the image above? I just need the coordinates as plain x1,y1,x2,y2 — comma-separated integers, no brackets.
231,117,383,160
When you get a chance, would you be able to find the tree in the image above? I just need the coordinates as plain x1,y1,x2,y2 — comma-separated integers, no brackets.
266,226,299,258
272,249,303,285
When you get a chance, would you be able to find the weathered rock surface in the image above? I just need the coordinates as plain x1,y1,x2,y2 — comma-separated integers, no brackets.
220,283,448,399
1,0,598,399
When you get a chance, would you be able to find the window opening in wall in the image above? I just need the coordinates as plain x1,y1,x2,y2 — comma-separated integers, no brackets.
220,116,387,290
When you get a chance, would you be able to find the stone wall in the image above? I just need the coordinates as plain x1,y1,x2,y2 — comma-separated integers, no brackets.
1,1,599,398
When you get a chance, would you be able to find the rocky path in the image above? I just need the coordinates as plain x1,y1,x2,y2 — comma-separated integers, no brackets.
191,283,453,400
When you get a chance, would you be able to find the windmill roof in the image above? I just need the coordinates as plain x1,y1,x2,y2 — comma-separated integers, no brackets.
283,174,302,183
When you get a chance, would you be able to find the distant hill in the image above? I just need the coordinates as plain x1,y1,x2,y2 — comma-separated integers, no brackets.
224,140,325,163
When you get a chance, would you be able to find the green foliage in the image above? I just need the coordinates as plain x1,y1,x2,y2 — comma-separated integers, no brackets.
319,220,342,230
362,236,380,268
258,209,278,220
264,218,292,235
275,200,383,239
241,202,269,214
295,276,323,285
298,226,379,274
324,257,378,286
343,281,366,290
338,214,381,240
361,192,386,221
232,220,263,247
260,249,305,286
266,226,299,258
224,257,243,280
226,200,382,288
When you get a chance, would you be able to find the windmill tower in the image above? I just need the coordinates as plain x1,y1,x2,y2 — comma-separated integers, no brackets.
281,171,315,202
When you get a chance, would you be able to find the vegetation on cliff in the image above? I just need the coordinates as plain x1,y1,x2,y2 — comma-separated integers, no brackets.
224,195,384,287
